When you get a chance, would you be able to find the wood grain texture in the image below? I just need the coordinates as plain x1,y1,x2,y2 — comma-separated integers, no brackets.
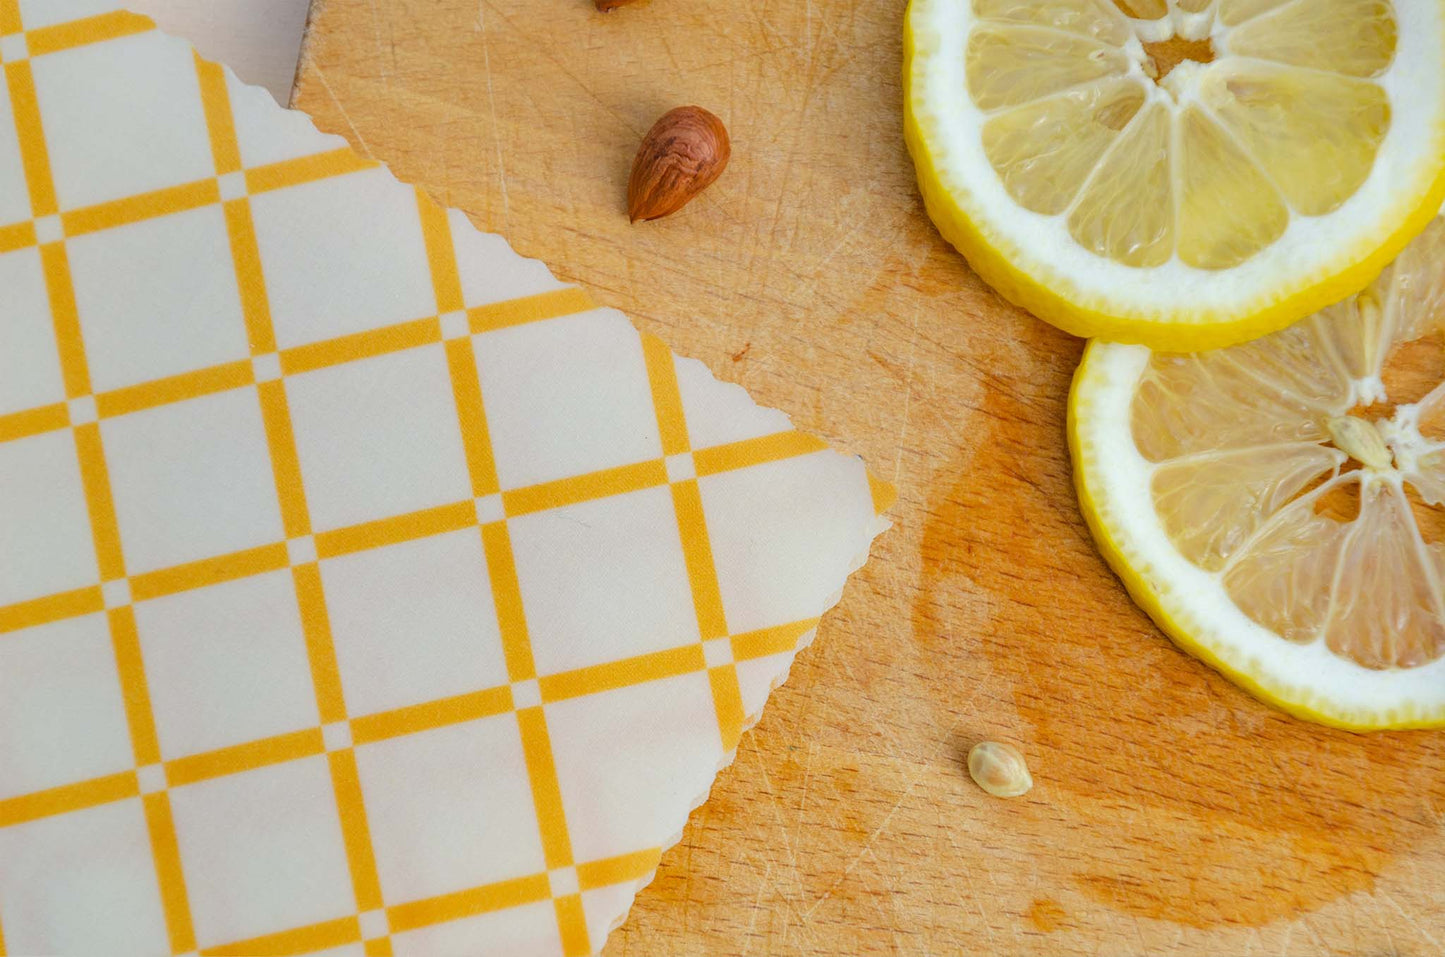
294,2,1445,953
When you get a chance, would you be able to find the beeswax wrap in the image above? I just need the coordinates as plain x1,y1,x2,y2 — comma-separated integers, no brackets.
0,4,893,954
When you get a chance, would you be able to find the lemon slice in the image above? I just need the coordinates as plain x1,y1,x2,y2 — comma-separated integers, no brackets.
1071,216,1445,729
905,0,1445,349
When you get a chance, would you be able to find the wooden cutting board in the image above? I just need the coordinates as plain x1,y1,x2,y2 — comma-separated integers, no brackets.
292,3,1445,953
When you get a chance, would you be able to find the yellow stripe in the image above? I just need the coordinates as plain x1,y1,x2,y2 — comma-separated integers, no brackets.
279,315,440,376
554,894,591,957
327,749,384,911
25,10,153,56
245,148,377,195
0,585,102,634
868,472,898,515
257,380,311,538
0,402,69,442
350,685,513,746
129,542,288,602
363,938,393,957
0,585,102,635
39,243,89,396
5,62,58,216
516,707,574,870
108,606,161,765
0,905,6,956
444,337,500,497
0,219,34,253
95,359,253,419
386,873,549,934
669,481,728,640
143,793,197,954
194,53,242,175
693,430,828,477
0,0,20,35
708,665,746,752
165,727,323,788
204,916,360,957
224,198,278,353
291,563,347,723
62,179,220,237
315,500,475,560
539,644,706,704
0,771,137,827
503,459,666,517
576,848,662,891
416,189,464,314
730,618,819,662
479,522,537,682
467,287,595,334
640,333,689,456
73,423,126,580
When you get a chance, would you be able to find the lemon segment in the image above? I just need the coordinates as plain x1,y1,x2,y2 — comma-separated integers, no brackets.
905,0,1445,349
1071,217,1445,729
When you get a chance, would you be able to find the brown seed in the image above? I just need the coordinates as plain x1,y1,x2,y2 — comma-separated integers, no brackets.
594,0,638,10
627,106,730,222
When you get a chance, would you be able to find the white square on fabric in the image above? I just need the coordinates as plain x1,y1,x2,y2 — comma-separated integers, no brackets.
0,613,134,800
33,214,61,243
169,755,356,949
673,353,792,451
249,167,435,349
68,204,248,393
473,493,504,525
547,866,579,897
286,535,317,566
321,528,509,717
701,452,874,634
133,570,319,759
357,909,388,939
701,636,733,669
101,577,130,609
67,394,97,426
0,72,28,226
0,34,23,63
664,452,695,484
355,715,545,902
0,798,172,956
217,171,247,201
474,309,662,490
0,429,99,607
224,69,347,170
439,310,469,341
548,672,719,864
102,387,284,574
451,212,566,308
0,248,67,418
509,487,698,675
510,678,541,710
29,32,214,211
284,346,471,532
251,352,282,383
136,764,167,795
390,899,563,957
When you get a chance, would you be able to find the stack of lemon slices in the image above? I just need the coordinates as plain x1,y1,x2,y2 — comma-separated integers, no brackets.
905,0,1445,729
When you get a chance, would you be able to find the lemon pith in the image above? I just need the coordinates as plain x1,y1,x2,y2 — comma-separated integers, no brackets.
905,0,1445,350
1070,218,1445,730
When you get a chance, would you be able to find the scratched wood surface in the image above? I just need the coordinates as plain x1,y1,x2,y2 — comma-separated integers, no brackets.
293,2,1445,953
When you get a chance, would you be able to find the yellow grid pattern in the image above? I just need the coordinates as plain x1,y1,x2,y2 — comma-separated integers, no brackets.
0,9,895,956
